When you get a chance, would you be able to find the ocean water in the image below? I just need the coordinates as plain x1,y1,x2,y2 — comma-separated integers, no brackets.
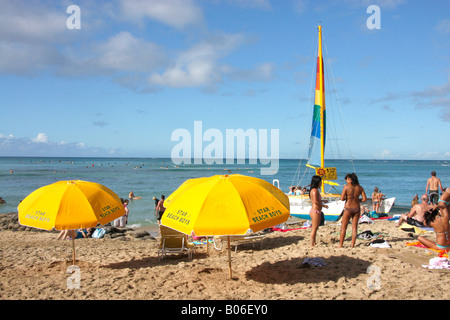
1,157,449,228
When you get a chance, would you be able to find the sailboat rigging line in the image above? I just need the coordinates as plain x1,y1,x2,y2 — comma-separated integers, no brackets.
291,33,317,188
322,31,356,174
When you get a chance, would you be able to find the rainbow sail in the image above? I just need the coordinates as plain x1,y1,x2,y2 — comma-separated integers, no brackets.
307,25,326,168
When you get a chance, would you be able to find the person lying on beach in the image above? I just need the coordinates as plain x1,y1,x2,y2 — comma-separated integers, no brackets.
418,208,450,251
339,173,367,248
57,229,94,240
396,194,431,227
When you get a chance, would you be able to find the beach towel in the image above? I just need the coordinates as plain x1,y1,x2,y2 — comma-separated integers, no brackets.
358,215,373,224
422,257,450,270
398,222,433,235
357,230,388,240
92,228,106,239
300,257,326,268
271,226,310,232
370,216,390,221
192,238,214,245
406,241,449,258
387,252,450,273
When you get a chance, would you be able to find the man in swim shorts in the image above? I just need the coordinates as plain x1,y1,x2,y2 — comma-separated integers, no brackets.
155,195,166,224
426,171,443,205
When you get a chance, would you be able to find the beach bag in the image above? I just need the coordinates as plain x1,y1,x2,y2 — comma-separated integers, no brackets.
358,230,375,240
369,211,379,219
92,228,106,239
369,239,390,248
359,215,373,224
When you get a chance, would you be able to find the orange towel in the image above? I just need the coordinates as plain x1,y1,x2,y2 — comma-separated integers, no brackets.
406,241,449,258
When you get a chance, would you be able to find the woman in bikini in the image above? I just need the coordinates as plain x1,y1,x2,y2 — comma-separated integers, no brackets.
309,175,328,248
372,187,382,213
339,173,367,248
437,187,450,234
418,207,450,251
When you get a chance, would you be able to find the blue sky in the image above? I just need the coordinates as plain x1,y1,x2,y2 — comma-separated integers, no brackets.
0,0,449,160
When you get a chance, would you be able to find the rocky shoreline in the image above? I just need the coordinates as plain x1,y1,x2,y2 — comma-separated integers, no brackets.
0,212,156,240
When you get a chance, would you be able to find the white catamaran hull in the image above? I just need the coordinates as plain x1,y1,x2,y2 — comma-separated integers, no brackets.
375,197,396,214
288,195,396,221
288,195,345,221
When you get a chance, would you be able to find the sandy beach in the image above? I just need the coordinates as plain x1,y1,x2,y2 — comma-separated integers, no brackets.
1,212,449,301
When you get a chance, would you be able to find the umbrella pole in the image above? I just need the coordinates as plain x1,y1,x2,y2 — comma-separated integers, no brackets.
227,236,232,279
72,231,76,265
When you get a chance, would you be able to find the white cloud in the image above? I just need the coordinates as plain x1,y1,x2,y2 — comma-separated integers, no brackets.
0,133,120,157
0,1,275,92
0,0,67,43
372,76,450,122
225,62,274,82
226,0,272,10
32,133,49,143
412,76,450,122
0,41,64,75
412,151,450,160
94,31,168,73
148,33,247,88
345,0,407,9
119,0,204,29
377,149,396,159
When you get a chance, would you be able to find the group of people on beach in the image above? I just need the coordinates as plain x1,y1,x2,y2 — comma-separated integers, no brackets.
308,173,367,248
421,171,450,250
307,171,450,251
57,195,132,240
288,186,308,195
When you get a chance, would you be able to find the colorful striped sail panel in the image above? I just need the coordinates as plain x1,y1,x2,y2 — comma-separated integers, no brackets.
307,26,326,168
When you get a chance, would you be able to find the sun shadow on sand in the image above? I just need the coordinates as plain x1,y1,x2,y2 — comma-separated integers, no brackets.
263,235,305,250
233,235,304,252
245,255,372,284
101,253,206,270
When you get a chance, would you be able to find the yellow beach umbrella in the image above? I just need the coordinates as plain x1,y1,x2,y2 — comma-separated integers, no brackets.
161,174,290,278
18,180,125,264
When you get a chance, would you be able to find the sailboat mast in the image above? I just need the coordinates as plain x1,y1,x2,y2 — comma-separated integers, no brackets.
317,25,326,191
318,25,325,170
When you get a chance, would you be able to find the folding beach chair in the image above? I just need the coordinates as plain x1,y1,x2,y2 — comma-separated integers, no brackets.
213,233,266,253
157,225,195,260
